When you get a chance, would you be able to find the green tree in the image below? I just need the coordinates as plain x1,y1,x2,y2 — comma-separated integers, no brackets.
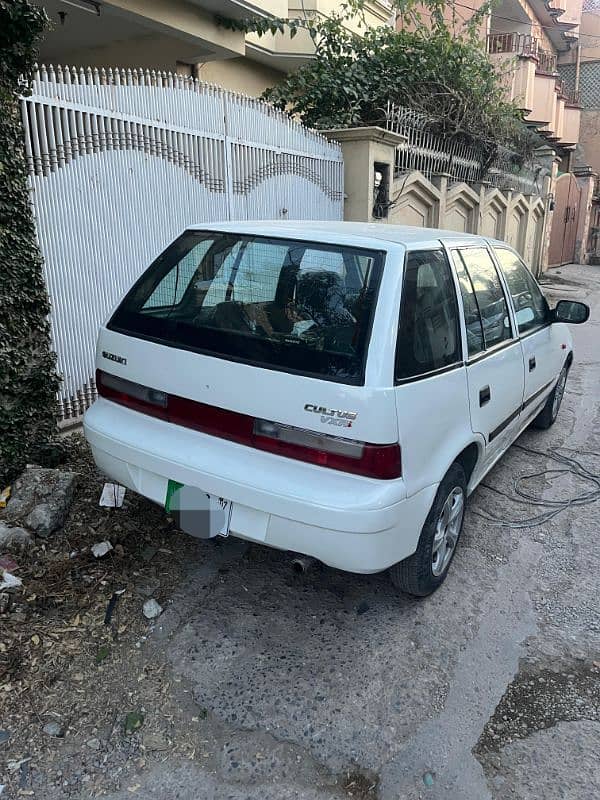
219,0,534,161
0,0,61,485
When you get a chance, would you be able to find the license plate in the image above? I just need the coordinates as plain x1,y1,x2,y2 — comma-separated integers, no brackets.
165,480,233,539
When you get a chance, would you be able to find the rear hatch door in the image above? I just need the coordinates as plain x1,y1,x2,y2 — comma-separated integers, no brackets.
100,229,398,446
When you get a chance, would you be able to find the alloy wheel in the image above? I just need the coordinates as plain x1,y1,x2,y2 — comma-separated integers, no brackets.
552,368,567,421
431,486,464,577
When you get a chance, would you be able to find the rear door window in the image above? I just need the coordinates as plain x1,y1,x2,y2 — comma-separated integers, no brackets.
493,248,549,333
395,250,462,381
109,231,384,385
453,248,513,352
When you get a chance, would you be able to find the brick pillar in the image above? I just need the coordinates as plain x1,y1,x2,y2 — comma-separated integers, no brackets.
322,127,406,222
475,181,492,236
431,173,450,229
573,166,599,264
533,145,560,274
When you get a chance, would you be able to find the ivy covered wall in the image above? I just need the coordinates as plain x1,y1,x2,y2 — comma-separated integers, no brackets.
0,0,61,484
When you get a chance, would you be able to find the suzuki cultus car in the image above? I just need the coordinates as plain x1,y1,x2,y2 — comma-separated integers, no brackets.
84,223,589,596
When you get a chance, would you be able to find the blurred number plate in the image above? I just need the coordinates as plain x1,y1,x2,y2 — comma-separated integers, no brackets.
165,480,232,539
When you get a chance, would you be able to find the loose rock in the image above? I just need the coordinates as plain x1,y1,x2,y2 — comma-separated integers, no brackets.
0,523,32,553
42,722,64,738
92,541,113,558
142,598,163,619
86,738,101,750
0,731,10,745
0,467,77,538
423,771,435,787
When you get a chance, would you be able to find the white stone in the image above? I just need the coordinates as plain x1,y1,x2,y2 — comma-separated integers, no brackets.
142,599,163,620
0,571,22,591
91,541,113,558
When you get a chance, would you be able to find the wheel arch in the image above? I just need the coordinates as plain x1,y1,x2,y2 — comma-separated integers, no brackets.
452,439,484,492
566,350,574,370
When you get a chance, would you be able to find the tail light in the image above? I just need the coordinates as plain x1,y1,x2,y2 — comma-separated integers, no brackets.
253,418,401,479
96,370,401,479
97,371,168,417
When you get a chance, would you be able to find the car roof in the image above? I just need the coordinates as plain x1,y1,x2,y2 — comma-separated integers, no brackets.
186,221,504,250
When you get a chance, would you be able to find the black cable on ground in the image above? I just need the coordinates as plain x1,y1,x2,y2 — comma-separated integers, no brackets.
471,444,600,529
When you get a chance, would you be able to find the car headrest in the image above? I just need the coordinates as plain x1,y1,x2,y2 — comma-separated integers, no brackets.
296,271,344,312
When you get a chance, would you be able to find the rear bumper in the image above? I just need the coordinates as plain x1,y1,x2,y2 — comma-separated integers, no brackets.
84,399,437,573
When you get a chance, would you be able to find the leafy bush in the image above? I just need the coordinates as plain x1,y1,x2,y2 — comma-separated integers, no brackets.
0,0,61,485
219,0,534,161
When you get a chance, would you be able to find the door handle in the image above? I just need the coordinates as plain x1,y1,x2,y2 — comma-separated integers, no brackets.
529,356,536,371
479,386,491,406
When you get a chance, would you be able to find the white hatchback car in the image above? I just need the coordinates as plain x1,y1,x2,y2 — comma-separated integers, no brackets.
84,222,589,596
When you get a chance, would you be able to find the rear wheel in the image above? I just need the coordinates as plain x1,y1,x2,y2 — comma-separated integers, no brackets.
531,364,568,430
389,463,466,597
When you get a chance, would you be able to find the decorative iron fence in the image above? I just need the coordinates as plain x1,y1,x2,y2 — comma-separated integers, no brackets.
384,103,546,195
22,65,344,420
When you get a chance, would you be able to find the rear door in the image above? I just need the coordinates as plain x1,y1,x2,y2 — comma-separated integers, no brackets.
492,246,564,418
448,246,525,467
393,249,468,497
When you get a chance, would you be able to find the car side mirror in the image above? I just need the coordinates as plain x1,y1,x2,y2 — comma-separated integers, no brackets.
552,300,590,324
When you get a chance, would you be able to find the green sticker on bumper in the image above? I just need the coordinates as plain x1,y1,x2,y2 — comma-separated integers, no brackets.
165,479,184,513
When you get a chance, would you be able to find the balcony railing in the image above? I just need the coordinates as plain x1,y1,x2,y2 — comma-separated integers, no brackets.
537,50,558,75
556,78,581,105
487,32,539,57
487,33,557,75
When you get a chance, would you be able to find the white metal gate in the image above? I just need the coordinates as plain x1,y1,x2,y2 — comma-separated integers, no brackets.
21,65,344,420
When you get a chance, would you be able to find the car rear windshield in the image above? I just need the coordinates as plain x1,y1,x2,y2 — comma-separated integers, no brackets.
108,231,385,384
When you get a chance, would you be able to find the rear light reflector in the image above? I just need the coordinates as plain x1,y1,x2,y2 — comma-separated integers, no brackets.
253,418,401,479
96,370,401,479
168,394,253,444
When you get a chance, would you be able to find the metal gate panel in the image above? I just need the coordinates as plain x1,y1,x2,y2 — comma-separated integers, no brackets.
548,173,581,267
21,66,344,419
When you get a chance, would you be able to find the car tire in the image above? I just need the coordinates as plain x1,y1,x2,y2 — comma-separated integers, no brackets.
389,462,467,597
531,363,568,430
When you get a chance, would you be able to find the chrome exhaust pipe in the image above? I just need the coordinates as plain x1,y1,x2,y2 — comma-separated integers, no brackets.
291,555,317,574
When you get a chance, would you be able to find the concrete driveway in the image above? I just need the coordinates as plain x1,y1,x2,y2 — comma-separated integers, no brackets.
106,263,600,800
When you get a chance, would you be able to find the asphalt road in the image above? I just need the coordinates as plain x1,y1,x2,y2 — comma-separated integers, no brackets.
107,262,600,800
